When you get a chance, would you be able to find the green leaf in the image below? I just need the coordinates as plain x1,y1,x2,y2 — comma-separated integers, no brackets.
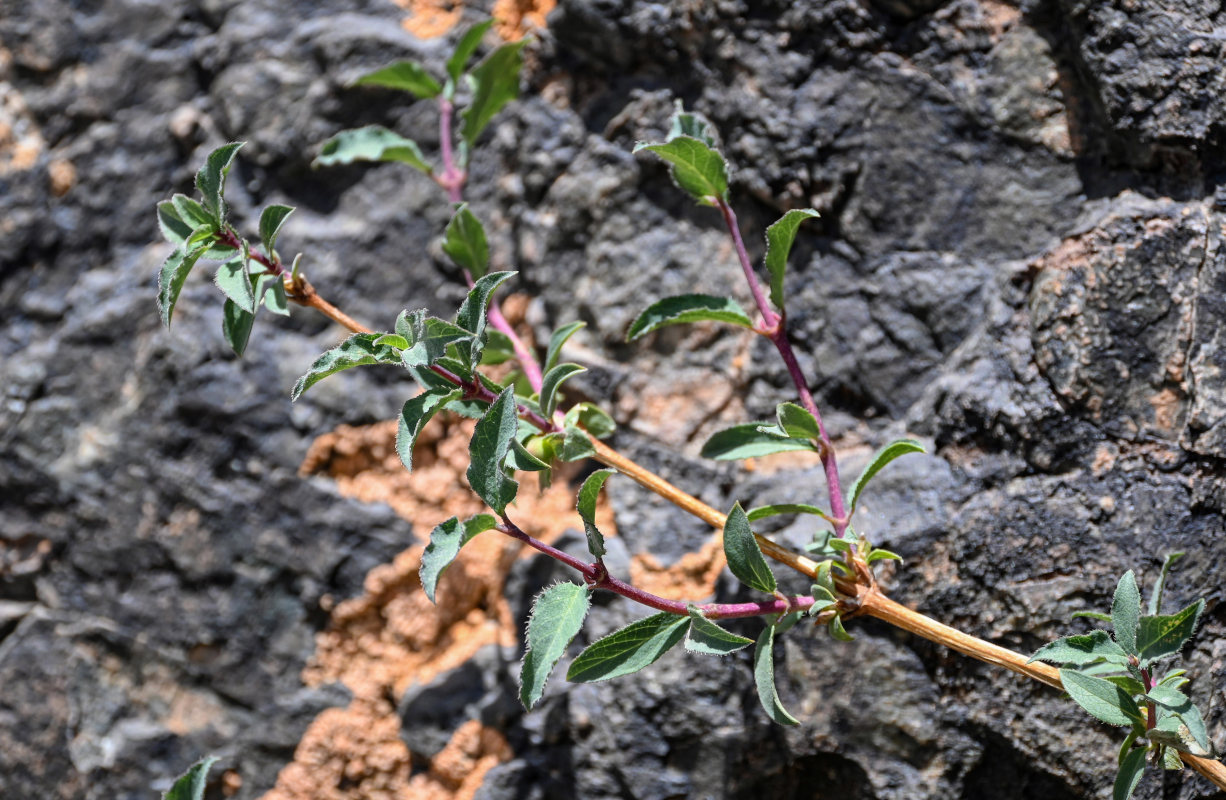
774,402,821,440
259,204,294,259
400,315,474,369
566,612,688,683
214,256,254,313
1148,552,1184,615
1113,571,1142,656
753,623,800,725
564,403,616,439
626,294,754,340
577,469,614,559
764,209,819,311
1028,631,1130,666
545,320,585,374
221,299,254,356
447,19,495,81
419,514,498,603
700,423,818,461
507,437,550,473
481,329,517,365
827,612,854,641
397,390,461,471
291,333,402,400
461,40,527,147
352,60,442,98
157,245,208,328
540,363,585,418
1112,747,1146,800
667,103,718,148
314,125,432,174
848,438,925,514
163,756,219,800
1072,610,1114,622
633,136,729,205
1146,684,1192,713
685,606,753,655
559,425,596,462
1059,668,1145,728
1157,669,1189,689
156,200,194,246
467,387,521,513
1136,600,1203,665
1173,702,1213,754
1162,744,1184,769
746,503,835,524
520,582,591,709
261,276,289,315
723,502,776,594
442,204,490,279
455,271,516,368
159,196,234,258
865,548,902,564
172,194,214,230
195,142,244,224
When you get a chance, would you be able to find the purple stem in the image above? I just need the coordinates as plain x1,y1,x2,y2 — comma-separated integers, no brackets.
715,199,849,534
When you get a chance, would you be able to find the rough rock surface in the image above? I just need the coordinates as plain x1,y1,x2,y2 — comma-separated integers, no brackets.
2,1,1225,799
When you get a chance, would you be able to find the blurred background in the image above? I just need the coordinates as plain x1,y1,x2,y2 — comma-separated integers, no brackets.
2,0,1225,798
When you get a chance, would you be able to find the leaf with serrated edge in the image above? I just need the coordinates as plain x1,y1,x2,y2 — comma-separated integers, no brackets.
576,469,614,559
634,137,728,205
455,271,515,368
352,60,441,98
1028,630,1129,666
764,209,819,311
462,41,526,146
775,402,821,440
754,624,800,725
540,363,585,418
1112,571,1142,656
447,19,495,80
420,514,498,603
158,245,208,328
723,502,776,594
701,423,817,461
163,757,219,800
292,333,401,400
519,582,590,708
848,438,924,514
442,204,489,279
314,125,432,174
626,294,753,340
1059,668,1144,728
1113,747,1146,800
1148,552,1184,615
196,142,244,223
221,299,254,356
545,320,585,374
397,390,461,471
466,387,520,513
1137,599,1203,666
747,503,835,524
567,612,687,682
685,605,753,655
259,204,294,259
214,257,254,313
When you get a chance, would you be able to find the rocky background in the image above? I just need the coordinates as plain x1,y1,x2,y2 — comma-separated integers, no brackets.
2,0,1225,798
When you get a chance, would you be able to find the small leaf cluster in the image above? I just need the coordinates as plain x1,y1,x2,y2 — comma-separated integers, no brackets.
1030,555,1214,799
162,757,217,800
156,142,299,355
315,20,525,174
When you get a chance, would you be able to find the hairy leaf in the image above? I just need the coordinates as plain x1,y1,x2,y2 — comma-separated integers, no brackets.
576,468,614,559
1113,571,1142,656
455,271,516,368
352,60,441,98
848,438,925,514
397,390,462,471
400,315,473,370
685,606,753,655
1146,684,1192,713
462,41,527,147
1113,747,1146,800
157,245,208,328
196,142,244,224
314,125,431,174
700,422,817,461
419,514,498,603
564,403,616,439
667,104,718,148
774,402,821,440
633,136,728,205
467,387,520,513
221,299,254,356
559,425,596,462
746,503,835,524
291,333,402,400
163,757,219,800
1059,668,1144,728
1136,600,1203,666
723,502,776,594
520,582,591,708
258,204,295,259
447,19,495,80
764,209,819,311
540,363,585,418
442,204,489,279
1029,630,1130,666
754,624,799,725
567,612,688,683
1148,552,1185,615
545,320,585,374
214,257,254,313
626,294,753,340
